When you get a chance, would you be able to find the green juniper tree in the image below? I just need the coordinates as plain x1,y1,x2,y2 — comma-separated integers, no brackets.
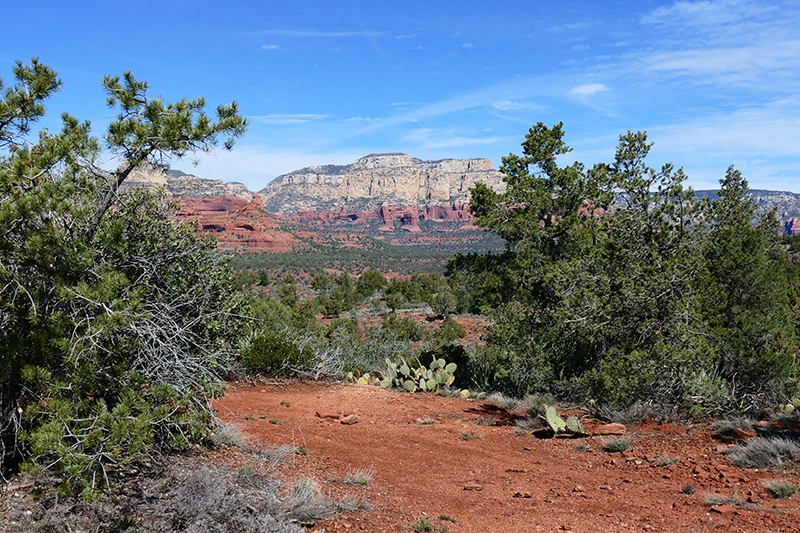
0,59,246,495
451,122,798,410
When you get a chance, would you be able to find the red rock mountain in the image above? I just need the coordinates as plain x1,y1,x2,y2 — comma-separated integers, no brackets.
120,156,510,253
119,159,800,253
121,164,299,252
256,153,507,249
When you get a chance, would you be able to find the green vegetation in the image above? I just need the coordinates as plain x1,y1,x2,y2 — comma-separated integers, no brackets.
1,59,246,496
600,436,632,453
728,437,800,468
450,122,800,413
763,479,800,498
4,57,800,524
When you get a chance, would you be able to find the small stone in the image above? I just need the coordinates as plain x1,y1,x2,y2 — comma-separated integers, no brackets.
592,423,627,435
315,410,341,420
464,482,483,491
572,485,585,492
710,504,735,514
340,414,359,425
513,491,532,498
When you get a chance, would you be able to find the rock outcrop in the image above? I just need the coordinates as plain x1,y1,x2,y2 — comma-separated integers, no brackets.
119,163,252,199
258,153,505,215
175,194,299,253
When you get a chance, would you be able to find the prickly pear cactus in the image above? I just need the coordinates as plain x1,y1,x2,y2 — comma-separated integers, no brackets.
565,416,588,436
778,396,800,414
375,355,457,393
545,406,566,433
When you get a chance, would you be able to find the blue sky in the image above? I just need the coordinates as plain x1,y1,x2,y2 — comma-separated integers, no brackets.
3,1,800,192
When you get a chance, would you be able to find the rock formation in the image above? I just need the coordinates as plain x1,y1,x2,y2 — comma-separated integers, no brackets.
258,153,505,215
120,163,252,199
175,194,300,253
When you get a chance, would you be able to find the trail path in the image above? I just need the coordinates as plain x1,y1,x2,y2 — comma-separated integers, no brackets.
214,381,799,532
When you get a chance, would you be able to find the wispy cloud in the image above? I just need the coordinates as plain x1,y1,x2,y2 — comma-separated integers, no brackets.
250,29,385,38
642,0,777,26
569,84,609,96
492,100,543,111
402,128,506,150
261,44,281,50
645,41,800,80
250,114,329,124
549,22,594,31
635,0,800,85
346,116,381,122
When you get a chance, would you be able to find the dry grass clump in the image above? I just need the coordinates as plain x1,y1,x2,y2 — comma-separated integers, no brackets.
703,492,746,507
283,476,368,525
486,392,520,410
728,437,800,469
341,467,375,487
763,479,800,499
6,446,368,532
594,402,675,425
600,436,632,453
519,394,555,418
711,416,756,439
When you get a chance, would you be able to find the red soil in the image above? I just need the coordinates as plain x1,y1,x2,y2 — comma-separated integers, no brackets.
214,381,800,533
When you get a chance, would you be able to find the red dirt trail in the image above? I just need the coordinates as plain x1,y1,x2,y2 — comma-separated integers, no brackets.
214,381,799,533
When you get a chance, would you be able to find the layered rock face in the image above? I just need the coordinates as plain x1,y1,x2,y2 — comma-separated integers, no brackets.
259,153,505,215
175,194,299,253
120,164,293,253
120,164,252,199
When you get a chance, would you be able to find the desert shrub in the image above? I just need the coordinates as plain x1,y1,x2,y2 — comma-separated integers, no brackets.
240,331,315,377
764,479,800,498
594,402,677,425
382,312,425,341
728,438,800,468
325,324,415,378
601,436,632,453
428,316,466,344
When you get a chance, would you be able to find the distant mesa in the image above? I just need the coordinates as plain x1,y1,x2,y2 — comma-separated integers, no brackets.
117,156,800,255
120,163,253,200
257,153,506,215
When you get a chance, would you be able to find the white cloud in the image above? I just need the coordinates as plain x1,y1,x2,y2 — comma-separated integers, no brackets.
402,128,506,150
346,116,380,122
569,83,609,96
462,43,474,48
643,40,800,83
492,100,542,111
549,22,594,32
261,44,281,50
648,100,800,159
250,29,385,38
642,0,776,27
249,114,329,124
174,146,366,190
